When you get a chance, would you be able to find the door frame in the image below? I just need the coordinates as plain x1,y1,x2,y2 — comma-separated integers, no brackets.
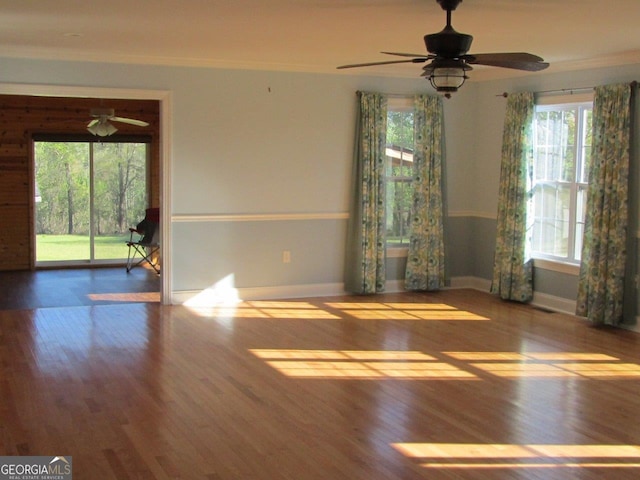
0,83,172,305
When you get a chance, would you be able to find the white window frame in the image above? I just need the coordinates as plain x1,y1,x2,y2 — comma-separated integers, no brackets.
531,93,593,273
385,97,414,257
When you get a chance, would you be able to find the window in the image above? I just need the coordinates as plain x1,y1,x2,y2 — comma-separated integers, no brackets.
385,98,414,248
531,98,592,264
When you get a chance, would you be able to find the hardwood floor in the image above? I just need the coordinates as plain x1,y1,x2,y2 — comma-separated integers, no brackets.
0,267,160,310
1,288,639,479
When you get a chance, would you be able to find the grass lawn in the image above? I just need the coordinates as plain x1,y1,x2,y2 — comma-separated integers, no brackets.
36,234,131,261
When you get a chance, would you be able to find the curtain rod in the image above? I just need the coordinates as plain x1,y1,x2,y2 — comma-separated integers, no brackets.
497,81,638,98
386,93,420,98
356,91,431,98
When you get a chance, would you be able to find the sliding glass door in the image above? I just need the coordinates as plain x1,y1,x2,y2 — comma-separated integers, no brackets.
34,138,150,266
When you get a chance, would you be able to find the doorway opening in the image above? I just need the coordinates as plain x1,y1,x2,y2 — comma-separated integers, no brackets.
0,88,169,305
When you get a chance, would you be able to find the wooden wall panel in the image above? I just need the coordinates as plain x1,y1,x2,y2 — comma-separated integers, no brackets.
0,206,30,270
0,95,160,271
0,171,28,204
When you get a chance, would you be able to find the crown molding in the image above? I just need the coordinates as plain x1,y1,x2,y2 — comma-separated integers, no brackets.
3,46,640,81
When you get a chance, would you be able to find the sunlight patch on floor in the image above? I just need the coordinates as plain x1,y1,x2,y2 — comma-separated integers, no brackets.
392,442,640,469
186,294,490,321
250,349,477,380
250,347,640,380
325,302,490,321
88,292,160,302
444,351,640,379
252,349,437,361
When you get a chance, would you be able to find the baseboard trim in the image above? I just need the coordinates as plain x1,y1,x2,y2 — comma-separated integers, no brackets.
171,276,582,319
531,291,577,316
448,277,582,318
447,276,491,292
172,277,493,305
172,282,348,305
621,319,640,333
234,283,348,301
172,277,484,305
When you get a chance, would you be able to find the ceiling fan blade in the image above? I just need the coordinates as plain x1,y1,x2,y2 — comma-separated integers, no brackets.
87,119,100,128
381,51,434,59
337,58,428,69
111,116,150,127
464,52,549,71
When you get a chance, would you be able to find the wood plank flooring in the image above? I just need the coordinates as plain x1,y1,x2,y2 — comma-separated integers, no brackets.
0,267,160,310
1,288,640,479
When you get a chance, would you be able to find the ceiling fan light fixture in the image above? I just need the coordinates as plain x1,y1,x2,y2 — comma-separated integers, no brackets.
88,119,118,137
428,60,469,97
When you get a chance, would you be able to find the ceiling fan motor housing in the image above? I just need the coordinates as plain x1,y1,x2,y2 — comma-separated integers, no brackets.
425,26,473,58
90,108,115,118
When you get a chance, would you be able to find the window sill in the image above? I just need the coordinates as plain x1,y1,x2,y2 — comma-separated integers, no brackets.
387,247,409,258
533,258,580,276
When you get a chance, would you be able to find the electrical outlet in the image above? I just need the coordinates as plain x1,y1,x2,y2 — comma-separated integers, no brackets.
282,250,291,263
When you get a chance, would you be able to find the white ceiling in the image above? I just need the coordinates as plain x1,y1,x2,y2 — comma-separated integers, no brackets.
1,0,640,82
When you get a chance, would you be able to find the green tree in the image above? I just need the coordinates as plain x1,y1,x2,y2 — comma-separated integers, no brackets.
387,110,414,149
386,110,414,243
35,142,89,235
94,142,147,234
36,140,148,237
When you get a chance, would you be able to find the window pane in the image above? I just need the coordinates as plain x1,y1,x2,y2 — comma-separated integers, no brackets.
385,178,412,245
386,107,414,246
534,111,550,181
35,142,91,261
562,110,577,183
546,110,575,182
574,185,588,261
94,143,149,260
531,183,571,258
534,110,576,183
579,108,593,184
387,111,414,150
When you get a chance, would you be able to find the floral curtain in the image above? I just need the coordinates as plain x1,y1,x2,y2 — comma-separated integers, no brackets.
344,91,388,294
576,83,632,326
490,92,534,302
405,94,446,291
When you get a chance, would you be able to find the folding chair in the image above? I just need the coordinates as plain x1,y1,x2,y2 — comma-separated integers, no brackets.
126,207,160,274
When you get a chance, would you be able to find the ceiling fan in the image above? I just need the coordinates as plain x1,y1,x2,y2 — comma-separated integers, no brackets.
87,108,150,137
337,0,549,97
